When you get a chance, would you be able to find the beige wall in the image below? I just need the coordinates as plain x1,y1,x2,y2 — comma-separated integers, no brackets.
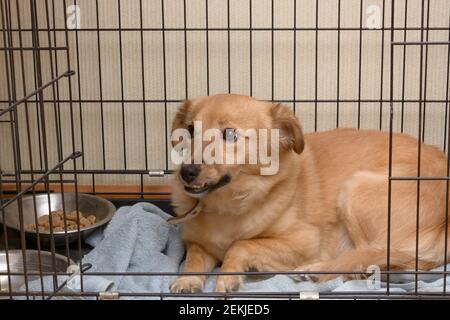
1,0,450,186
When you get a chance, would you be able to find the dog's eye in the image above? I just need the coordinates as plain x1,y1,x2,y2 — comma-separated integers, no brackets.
187,125,194,137
223,128,237,142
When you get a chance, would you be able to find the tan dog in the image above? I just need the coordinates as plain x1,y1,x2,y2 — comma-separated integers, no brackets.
169,93,450,293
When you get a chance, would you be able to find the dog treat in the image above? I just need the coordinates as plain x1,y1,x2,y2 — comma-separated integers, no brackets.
78,217,90,227
25,209,96,232
66,220,78,230
66,210,80,221
87,215,96,224
37,215,50,226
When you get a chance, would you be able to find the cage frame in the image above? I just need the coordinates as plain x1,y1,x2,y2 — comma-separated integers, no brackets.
0,0,450,300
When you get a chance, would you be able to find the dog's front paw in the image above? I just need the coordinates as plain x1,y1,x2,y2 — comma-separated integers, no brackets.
291,263,322,282
291,262,336,283
215,275,242,293
170,276,204,293
291,272,315,282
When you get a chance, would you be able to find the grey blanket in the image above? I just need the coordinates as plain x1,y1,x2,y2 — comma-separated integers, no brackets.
22,202,450,299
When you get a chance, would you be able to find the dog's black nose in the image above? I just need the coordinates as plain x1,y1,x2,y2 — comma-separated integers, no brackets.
180,164,200,183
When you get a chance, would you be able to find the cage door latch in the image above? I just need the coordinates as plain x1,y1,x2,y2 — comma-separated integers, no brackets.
148,170,165,177
98,292,120,300
299,291,319,300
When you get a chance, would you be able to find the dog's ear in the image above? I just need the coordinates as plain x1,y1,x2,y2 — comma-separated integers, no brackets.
171,100,192,147
270,103,304,154
172,100,192,131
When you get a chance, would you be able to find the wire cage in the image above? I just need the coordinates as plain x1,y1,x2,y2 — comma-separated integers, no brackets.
1,0,450,300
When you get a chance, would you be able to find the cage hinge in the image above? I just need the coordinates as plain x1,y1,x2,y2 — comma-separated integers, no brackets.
299,291,320,300
148,170,165,177
98,292,120,300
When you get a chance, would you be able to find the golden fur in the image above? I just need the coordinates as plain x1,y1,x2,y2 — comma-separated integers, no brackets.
169,94,450,293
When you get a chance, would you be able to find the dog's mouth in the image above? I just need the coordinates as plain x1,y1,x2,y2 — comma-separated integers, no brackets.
183,184,209,195
182,174,231,197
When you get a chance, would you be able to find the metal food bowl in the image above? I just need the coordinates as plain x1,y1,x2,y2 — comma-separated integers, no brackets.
0,250,74,297
0,193,116,246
